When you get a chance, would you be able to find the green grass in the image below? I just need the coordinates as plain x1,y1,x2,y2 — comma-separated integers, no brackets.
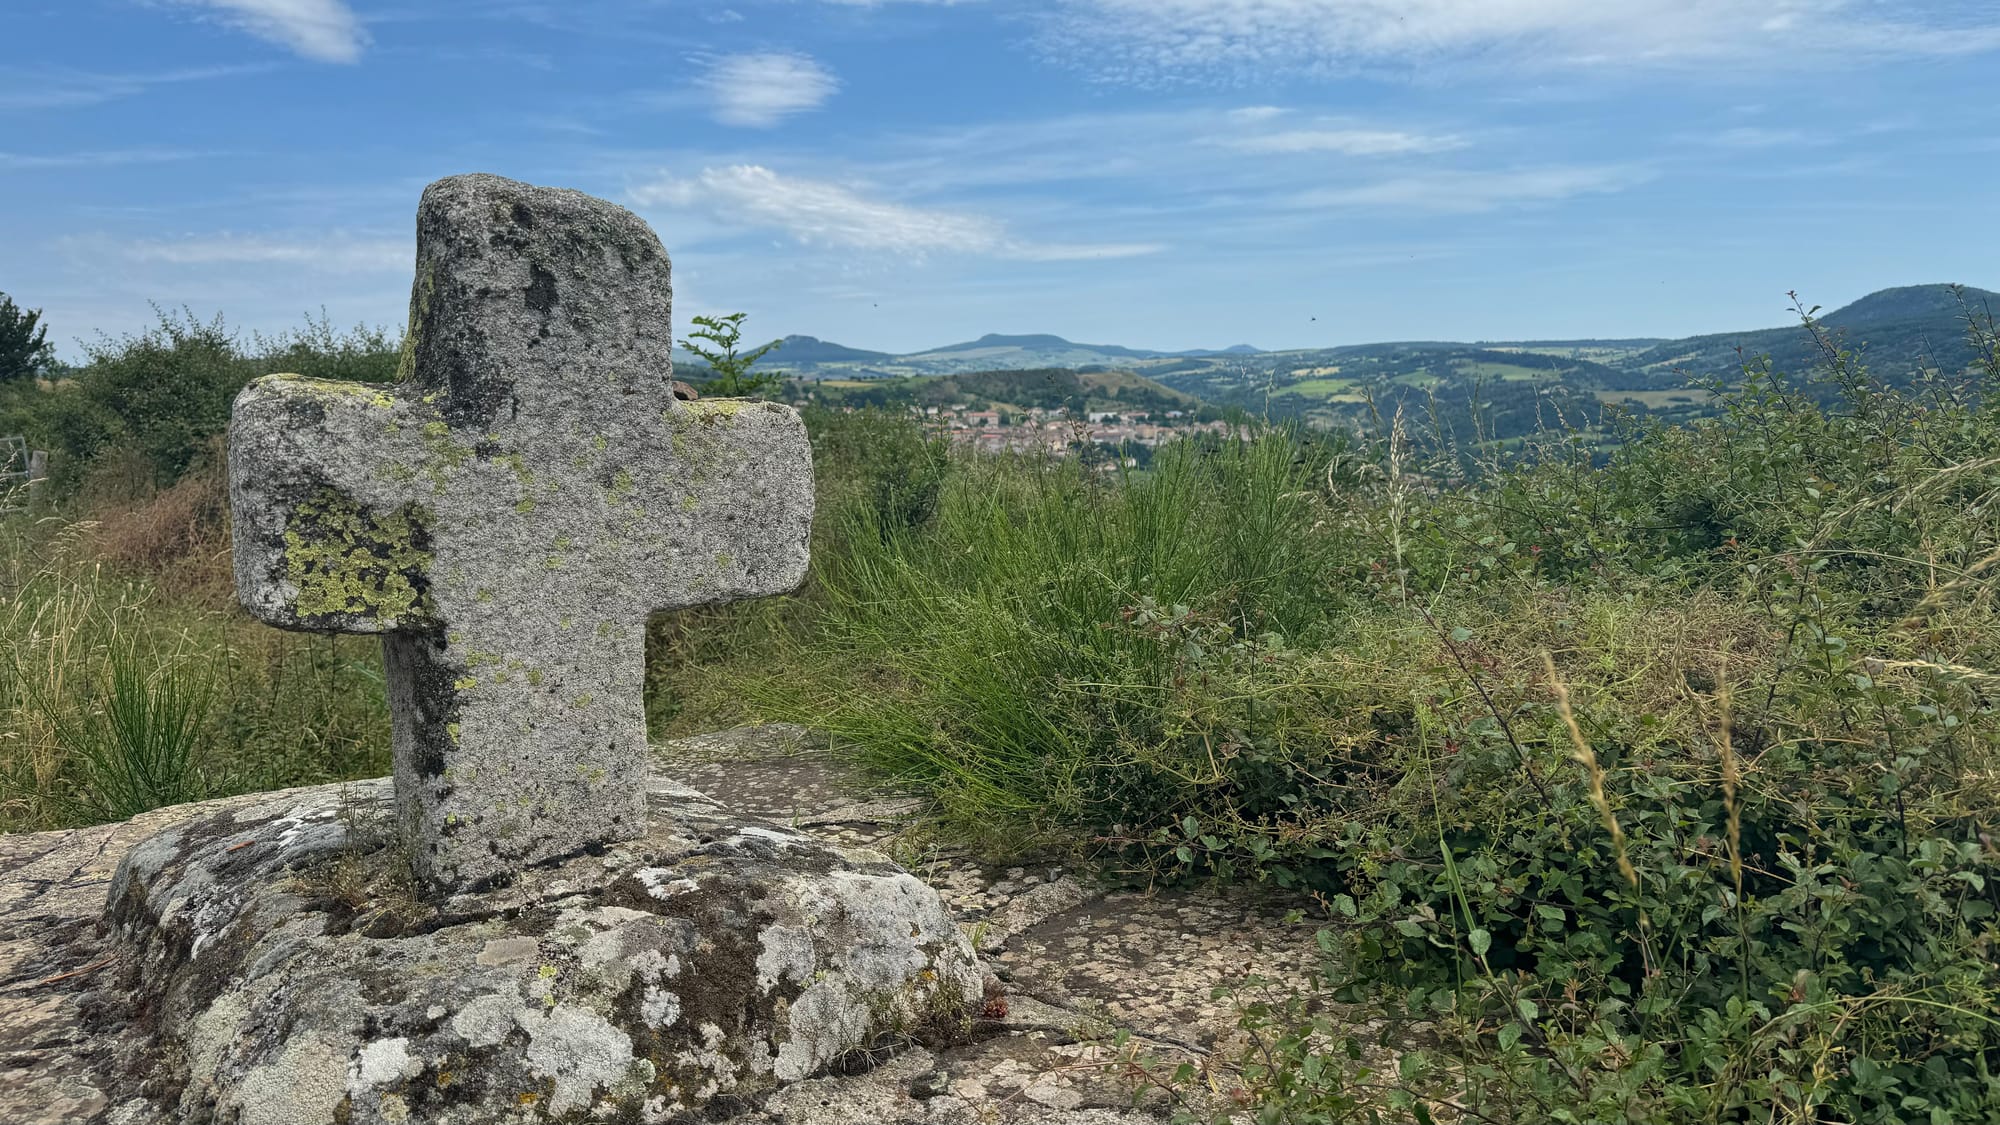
0,514,392,832
1277,376,1364,399
9,300,2000,1122
653,302,2000,1123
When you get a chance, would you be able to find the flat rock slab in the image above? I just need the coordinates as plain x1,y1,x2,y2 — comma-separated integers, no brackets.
3,727,1330,1124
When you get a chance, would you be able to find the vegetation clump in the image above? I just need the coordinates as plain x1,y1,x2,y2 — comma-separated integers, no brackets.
677,298,2000,1124
5,295,2000,1121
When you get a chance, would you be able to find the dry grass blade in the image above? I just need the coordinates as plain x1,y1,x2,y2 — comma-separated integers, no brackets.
1541,652,1635,890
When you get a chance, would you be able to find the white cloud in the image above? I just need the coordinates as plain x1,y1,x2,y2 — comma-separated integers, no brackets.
1228,129,1465,156
123,233,409,272
1292,165,1648,213
176,0,367,64
0,148,206,170
630,165,1161,260
701,52,839,128
0,63,272,111
1699,126,1817,148
1045,0,2000,78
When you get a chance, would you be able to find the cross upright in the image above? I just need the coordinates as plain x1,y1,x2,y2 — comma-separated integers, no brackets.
228,174,814,894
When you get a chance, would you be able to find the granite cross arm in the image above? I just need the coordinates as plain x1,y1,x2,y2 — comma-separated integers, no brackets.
227,173,814,893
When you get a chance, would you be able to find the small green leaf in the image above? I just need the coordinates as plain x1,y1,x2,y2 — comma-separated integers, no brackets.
1469,928,1491,957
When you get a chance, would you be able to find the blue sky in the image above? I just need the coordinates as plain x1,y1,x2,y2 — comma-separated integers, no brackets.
4,1,1999,358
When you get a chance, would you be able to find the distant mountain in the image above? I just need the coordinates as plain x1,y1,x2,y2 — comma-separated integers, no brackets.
910,333,1169,363
1822,284,1997,329
726,284,1994,443
1626,283,1998,385
767,335,894,365
744,332,1270,378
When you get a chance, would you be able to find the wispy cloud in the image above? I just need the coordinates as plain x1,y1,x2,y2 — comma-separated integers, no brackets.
174,0,368,63
0,63,272,111
121,232,410,272
630,165,1161,260
701,52,839,127
1696,126,1818,149
1294,165,1649,213
1043,0,2000,80
1227,128,1466,156
0,148,209,171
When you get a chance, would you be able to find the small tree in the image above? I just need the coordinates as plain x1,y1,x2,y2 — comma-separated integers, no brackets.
0,292,53,383
683,313,782,397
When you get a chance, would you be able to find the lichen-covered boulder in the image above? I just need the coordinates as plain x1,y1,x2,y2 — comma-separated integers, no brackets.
101,778,980,1124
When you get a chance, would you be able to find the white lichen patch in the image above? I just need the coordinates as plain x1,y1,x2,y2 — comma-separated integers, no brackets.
756,922,818,992
773,981,873,1083
231,1032,350,1125
349,1037,421,1092
641,986,682,1028
517,1005,635,1116
450,992,520,1048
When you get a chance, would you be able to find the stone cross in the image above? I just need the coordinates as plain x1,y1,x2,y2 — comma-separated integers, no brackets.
228,174,813,893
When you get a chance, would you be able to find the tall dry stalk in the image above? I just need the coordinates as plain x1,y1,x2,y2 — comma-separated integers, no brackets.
1543,652,1636,890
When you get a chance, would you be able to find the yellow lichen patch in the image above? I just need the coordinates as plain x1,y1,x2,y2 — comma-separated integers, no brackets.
283,491,434,623
502,453,534,487
681,398,757,421
263,372,380,398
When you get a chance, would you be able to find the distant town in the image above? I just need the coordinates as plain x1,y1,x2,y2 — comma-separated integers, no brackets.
918,402,1241,457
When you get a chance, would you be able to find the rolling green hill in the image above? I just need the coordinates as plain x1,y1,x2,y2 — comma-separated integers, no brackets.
725,283,1995,446
1622,285,1999,390
778,367,1213,418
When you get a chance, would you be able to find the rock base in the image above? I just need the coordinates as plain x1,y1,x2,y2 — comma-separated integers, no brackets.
99,777,980,1125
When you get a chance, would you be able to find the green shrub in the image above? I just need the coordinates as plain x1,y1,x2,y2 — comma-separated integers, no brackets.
725,306,2000,1123
0,308,398,491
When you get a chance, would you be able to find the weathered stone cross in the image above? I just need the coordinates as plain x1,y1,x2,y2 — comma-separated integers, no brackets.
228,174,813,893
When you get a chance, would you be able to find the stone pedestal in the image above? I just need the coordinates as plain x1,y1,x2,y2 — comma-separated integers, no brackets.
100,778,980,1125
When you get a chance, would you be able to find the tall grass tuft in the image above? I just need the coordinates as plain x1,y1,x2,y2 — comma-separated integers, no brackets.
763,430,1349,853
54,642,213,822
1,506,391,832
